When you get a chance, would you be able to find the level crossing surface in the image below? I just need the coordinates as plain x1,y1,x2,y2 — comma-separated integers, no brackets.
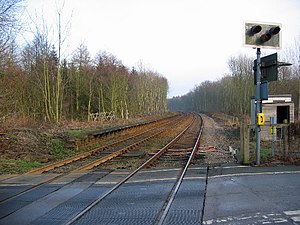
0,165,299,224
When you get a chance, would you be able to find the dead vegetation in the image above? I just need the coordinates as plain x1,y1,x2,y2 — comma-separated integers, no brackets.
1,113,298,174
0,114,168,174
199,114,239,166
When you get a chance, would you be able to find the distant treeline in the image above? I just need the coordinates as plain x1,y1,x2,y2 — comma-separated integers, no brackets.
0,1,168,123
1,42,168,122
168,49,300,120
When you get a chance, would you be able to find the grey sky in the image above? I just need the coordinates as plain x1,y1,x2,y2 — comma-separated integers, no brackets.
23,0,300,97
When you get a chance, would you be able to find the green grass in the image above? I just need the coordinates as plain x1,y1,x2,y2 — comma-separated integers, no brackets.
249,141,274,162
50,139,75,160
0,159,43,174
260,147,272,160
66,129,87,139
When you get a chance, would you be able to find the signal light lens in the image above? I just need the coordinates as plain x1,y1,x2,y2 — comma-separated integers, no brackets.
269,26,280,35
260,34,271,43
250,25,262,35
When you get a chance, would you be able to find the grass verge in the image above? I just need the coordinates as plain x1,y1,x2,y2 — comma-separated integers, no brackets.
0,159,43,174
50,139,75,160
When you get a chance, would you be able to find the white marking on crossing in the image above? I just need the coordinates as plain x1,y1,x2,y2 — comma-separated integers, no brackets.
291,216,300,222
284,210,300,215
274,218,288,223
284,209,300,222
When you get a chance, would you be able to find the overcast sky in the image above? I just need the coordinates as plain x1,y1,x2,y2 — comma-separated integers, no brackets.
22,0,300,97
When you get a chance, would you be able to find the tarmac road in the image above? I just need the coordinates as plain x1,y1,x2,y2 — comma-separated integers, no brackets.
203,165,300,225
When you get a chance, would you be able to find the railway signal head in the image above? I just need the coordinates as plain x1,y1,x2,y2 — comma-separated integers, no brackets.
244,22,281,49
248,25,262,36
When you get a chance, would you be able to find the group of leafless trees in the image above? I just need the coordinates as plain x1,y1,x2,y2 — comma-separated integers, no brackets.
169,41,300,120
0,0,168,123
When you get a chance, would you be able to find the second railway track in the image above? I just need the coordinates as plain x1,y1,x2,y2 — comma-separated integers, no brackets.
0,115,184,206
27,113,187,174
0,113,207,225
65,113,205,225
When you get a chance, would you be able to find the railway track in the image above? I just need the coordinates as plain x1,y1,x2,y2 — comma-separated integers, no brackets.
0,115,183,205
0,113,205,225
2,113,297,225
0,114,189,205
64,113,204,225
27,114,186,174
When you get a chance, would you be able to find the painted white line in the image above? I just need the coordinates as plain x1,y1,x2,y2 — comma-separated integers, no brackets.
291,216,300,222
284,210,300,222
0,183,31,187
183,176,206,180
95,181,118,185
110,171,131,174
96,177,179,185
210,170,300,179
215,165,251,169
187,167,208,170
284,210,300,215
274,218,288,223
128,177,177,183
138,167,207,174
139,168,181,173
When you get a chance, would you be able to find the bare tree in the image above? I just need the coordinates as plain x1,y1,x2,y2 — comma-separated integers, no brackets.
0,0,23,53
54,1,70,122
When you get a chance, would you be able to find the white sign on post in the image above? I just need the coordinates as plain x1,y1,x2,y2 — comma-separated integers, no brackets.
244,21,281,49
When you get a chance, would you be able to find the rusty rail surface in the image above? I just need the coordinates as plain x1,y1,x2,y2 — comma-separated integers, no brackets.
0,115,184,204
27,114,183,174
64,113,199,225
76,114,190,171
156,113,203,224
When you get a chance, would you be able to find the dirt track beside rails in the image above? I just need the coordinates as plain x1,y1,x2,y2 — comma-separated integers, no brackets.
199,114,239,165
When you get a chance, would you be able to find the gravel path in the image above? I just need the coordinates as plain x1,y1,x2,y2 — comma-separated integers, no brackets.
199,114,238,165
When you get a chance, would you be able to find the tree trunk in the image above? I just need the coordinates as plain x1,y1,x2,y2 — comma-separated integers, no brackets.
88,79,92,122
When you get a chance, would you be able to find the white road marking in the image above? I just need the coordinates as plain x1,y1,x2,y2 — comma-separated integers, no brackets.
204,211,300,224
284,210,300,222
210,170,300,179
284,210,300,215
291,216,300,222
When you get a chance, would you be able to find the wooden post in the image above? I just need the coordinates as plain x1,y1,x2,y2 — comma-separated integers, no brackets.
283,126,289,160
240,116,249,164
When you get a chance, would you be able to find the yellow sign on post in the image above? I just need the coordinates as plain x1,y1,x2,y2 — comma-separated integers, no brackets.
270,126,277,135
257,113,265,125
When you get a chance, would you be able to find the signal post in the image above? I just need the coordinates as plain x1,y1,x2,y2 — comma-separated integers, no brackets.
244,21,281,165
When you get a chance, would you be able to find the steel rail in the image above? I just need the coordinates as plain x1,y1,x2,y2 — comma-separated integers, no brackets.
76,114,188,171
27,115,182,174
77,126,166,170
156,113,203,225
77,113,189,171
0,174,63,205
0,116,183,205
64,114,195,225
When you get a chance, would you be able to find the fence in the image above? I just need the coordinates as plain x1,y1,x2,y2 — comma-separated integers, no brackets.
240,120,300,164
89,112,116,121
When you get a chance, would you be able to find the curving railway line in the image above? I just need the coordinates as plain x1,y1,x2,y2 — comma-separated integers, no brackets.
0,113,207,225
27,114,185,174
0,114,184,205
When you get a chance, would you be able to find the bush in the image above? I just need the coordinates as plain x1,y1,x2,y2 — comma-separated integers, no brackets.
50,139,75,160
